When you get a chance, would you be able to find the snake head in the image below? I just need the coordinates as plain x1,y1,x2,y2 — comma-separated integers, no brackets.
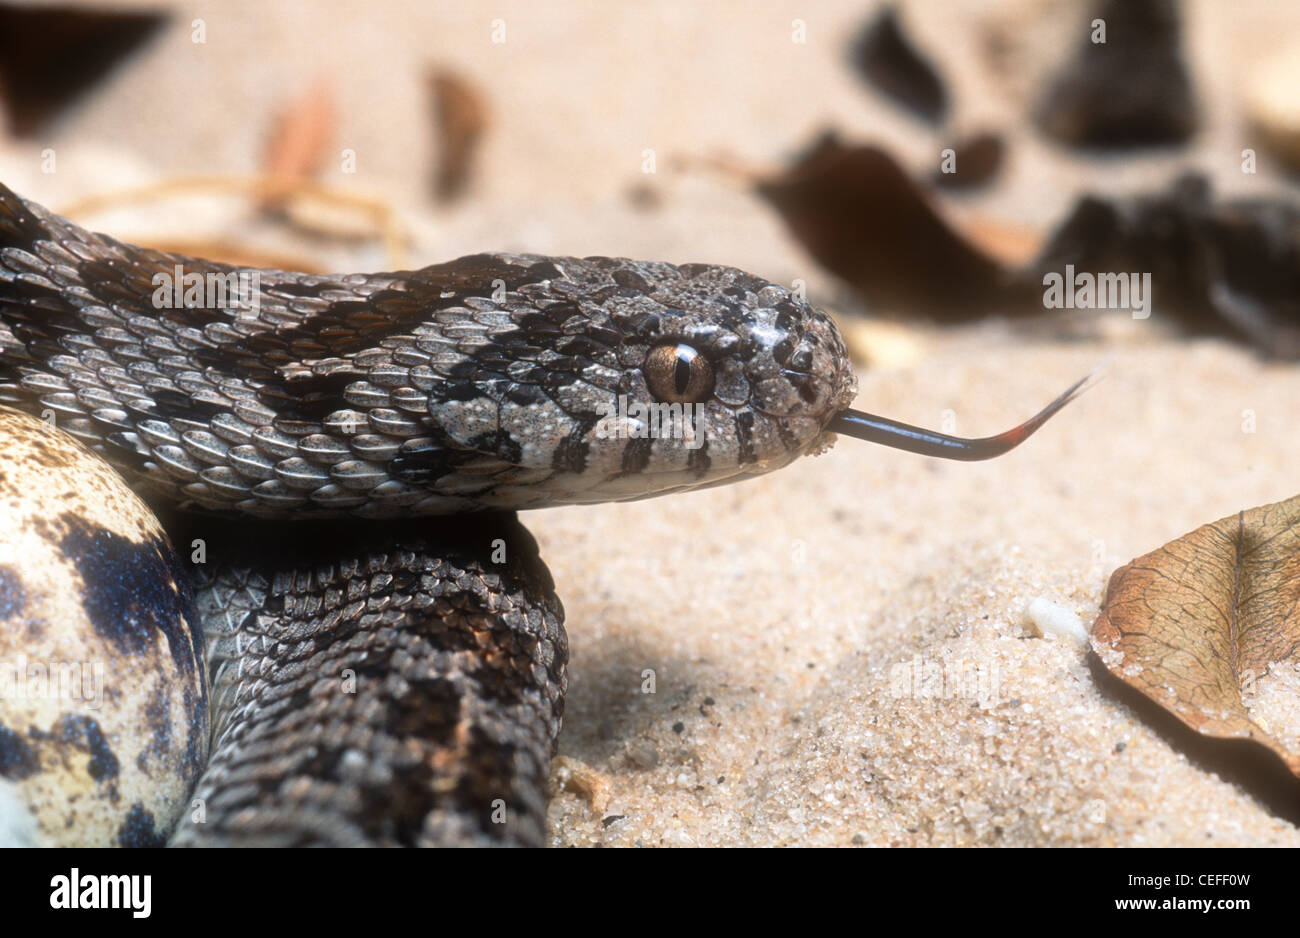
419,254,1090,512
420,255,858,509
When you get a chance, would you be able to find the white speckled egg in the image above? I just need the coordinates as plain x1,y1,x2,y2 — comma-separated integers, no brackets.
0,407,208,846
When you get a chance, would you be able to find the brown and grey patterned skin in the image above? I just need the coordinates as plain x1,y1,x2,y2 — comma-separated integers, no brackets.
163,510,564,847
0,181,856,845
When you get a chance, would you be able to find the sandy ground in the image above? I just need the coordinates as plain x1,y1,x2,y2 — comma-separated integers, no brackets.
2,0,1298,846
541,330,1300,846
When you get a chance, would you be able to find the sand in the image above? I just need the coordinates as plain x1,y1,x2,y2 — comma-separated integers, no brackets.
2,0,1297,846
540,331,1300,846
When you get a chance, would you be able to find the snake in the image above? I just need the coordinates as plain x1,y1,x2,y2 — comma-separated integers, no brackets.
0,181,1087,846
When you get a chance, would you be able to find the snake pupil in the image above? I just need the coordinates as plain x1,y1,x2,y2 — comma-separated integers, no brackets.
674,352,693,395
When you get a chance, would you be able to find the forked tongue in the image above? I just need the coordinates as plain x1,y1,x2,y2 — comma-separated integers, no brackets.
827,367,1101,462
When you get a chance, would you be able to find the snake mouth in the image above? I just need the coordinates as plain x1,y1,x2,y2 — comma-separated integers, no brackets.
827,369,1099,461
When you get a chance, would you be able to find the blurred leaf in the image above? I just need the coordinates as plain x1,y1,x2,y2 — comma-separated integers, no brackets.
848,4,946,124
1036,0,1196,147
931,131,1004,190
1028,173,1300,358
1092,496,1300,776
756,132,1022,320
428,68,489,203
261,80,337,209
0,3,166,136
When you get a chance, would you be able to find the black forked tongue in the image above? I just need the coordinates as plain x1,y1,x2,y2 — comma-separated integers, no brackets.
827,369,1098,462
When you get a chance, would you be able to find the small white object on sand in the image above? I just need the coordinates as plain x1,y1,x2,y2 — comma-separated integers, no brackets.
1024,597,1088,644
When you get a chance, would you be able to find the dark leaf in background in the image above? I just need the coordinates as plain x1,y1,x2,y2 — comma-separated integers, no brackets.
848,4,947,124
755,133,1021,320
1036,0,1197,147
756,129,1300,352
931,131,1005,190
428,68,489,203
1092,495,1300,777
1026,174,1300,357
0,3,167,137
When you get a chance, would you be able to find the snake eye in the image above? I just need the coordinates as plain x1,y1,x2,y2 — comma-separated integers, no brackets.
644,343,714,403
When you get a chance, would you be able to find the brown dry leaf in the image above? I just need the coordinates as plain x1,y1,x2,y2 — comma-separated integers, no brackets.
1092,495,1300,775
261,80,337,210
428,68,489,202
754,132,1032,321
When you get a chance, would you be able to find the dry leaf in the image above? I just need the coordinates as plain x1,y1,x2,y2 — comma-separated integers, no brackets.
1092,495,1300,775
930,131,1004,190
755,132,1026,319
1029,173,1300,359
1035,0,1196,147
261,80,337,210
0,4,166,137
848,4,947,124
428,68,489,202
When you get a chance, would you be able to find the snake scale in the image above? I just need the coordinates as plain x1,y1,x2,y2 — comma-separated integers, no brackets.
0,181,1085,846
